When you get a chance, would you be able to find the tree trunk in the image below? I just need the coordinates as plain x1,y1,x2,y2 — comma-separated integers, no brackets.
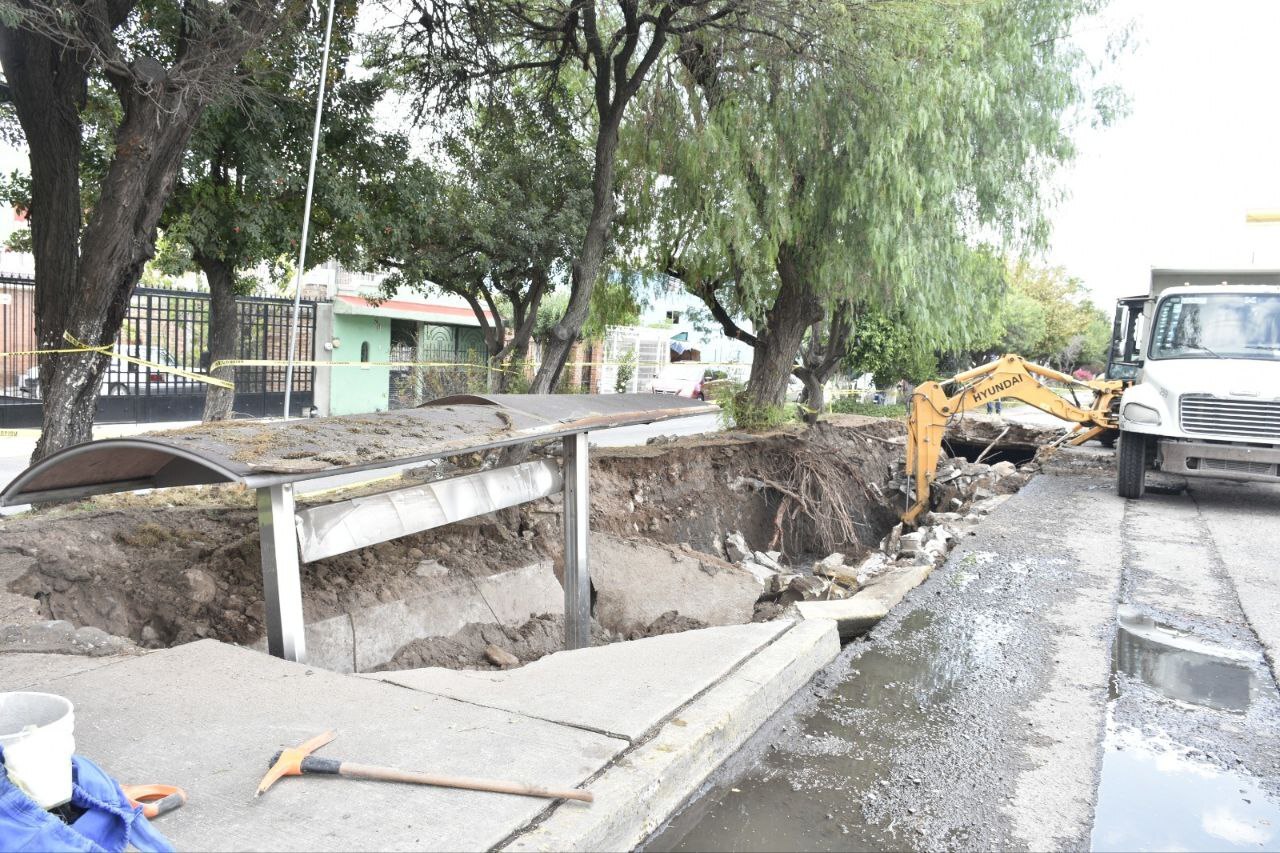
743,246,823,407
1,9,275,463
197,254,239,421
528,121,623,394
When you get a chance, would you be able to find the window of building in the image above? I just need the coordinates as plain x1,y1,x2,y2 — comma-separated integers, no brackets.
665,310,682,324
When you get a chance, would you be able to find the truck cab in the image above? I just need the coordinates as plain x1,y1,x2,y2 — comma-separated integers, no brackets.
1115,269,1280,497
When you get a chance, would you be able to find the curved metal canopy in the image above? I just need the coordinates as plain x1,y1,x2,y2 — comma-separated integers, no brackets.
1,393,715,506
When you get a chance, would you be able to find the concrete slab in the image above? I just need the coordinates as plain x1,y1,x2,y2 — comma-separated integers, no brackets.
502,621,841,852
794,597,889,638
589,534,760,634
249,561,564,673
794,564,933,638
0,651,130,689
0,641,623,852
368,621,791,741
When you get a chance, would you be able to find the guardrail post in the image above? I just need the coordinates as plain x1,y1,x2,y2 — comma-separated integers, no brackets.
257,483,306,662
562,432,591,650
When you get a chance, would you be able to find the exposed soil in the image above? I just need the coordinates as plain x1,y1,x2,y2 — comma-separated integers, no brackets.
0,414,907,669
375,610,711,672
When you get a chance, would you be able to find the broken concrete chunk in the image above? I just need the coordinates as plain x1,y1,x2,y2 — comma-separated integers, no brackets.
815,553,846,573
753,551,782,572
738,559,778,585
780,575,830,604
990,460,1017,477
897,530,927,556
794,597,889,638
880,523,904,555
724,532,751,563
484,643,520,668
590,533,760,635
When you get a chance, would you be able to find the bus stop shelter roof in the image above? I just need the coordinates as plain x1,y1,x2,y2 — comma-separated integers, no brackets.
0,393,716,506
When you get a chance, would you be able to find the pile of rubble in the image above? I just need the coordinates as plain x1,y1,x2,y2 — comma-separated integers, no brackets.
719,455,1037,624
888,458,1036,516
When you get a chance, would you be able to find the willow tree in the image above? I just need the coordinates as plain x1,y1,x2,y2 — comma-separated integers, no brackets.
360,90,592,390
386,0,814,392
0,0,291,460
627,0,1120,410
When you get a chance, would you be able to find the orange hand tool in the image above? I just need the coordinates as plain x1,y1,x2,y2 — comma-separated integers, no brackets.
121,784,187,819
255,730,593,803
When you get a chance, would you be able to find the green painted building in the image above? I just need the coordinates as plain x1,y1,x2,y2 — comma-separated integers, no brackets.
322,295,490,416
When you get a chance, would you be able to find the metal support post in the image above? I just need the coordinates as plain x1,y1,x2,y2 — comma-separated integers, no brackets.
257,484,307,662
562,432,591,650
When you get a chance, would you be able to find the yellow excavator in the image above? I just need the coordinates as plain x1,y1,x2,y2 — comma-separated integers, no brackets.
902,354,1124,524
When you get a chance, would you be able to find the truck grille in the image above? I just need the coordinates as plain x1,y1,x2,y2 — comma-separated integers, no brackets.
1179,395,1280,441
1197,457,1277,476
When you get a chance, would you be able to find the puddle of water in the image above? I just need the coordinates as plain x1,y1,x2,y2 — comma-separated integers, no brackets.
646,609,951,852
1091,726,1280,852
1113,605,1256,712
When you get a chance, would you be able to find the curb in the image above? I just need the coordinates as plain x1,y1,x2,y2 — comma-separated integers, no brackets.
501,619,840,852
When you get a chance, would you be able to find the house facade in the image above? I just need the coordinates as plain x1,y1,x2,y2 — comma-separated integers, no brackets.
304,263,493,415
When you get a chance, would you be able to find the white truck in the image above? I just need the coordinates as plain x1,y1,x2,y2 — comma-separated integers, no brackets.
1111,269,1280,498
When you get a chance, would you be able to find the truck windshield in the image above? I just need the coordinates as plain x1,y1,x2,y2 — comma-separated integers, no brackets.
1148,293,1280,361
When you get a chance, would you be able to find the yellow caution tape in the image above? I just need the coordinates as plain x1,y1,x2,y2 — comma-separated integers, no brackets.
0,335,234,390
208,358,514,373
62,334,234,389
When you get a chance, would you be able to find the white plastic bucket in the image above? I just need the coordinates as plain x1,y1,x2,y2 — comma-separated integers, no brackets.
0,692,76,808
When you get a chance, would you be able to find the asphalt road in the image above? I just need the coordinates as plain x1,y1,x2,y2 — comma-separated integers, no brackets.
650,458,1280,852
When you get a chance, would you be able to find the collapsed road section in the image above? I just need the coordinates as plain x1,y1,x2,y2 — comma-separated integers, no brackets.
0,402,1060,850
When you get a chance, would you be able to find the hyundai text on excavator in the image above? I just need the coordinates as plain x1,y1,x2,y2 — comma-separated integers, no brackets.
902,355,1123,524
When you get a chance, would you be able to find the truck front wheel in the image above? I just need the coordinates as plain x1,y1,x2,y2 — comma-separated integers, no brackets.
1117,431,1148,499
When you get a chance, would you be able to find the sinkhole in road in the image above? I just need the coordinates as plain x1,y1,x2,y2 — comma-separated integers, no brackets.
941,440,1038,466
1089,607,1280,852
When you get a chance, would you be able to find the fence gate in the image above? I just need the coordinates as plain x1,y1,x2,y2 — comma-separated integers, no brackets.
0,278,316,428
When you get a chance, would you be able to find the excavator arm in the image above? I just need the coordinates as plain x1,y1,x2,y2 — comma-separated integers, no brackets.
903,355,1122,524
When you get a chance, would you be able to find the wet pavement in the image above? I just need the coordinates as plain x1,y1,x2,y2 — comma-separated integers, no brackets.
646,465,1280,852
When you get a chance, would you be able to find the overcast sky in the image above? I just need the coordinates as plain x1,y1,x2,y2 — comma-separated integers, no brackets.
6,1,1280,311
1047,0,1280,309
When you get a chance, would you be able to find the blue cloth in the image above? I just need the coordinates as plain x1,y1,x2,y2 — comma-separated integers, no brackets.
0,746,174,852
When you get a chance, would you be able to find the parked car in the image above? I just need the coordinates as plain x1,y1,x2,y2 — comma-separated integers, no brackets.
652,363,711,400
8,346,187,399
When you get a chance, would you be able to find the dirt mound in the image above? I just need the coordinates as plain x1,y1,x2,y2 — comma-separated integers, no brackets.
377,614,618,671
378,609,712,672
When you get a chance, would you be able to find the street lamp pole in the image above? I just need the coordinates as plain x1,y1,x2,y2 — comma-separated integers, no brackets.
282,0,337,420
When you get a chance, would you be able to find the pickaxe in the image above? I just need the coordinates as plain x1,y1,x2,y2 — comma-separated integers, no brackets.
255,730,594,804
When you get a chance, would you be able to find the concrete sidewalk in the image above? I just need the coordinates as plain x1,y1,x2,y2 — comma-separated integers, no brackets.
1,620,837,851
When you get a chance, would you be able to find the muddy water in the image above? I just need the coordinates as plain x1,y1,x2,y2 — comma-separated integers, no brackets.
1091,722,1280,852
1093,607,1280,852
648,598,1280,853
648,610,953,852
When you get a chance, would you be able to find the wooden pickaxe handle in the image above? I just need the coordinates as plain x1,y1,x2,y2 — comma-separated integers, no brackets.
295,755,594,804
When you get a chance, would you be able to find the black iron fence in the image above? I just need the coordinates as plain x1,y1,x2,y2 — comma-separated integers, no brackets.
0,278,315,428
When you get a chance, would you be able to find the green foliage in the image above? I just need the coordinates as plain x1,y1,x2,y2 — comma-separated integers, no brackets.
622,0,1119,381
536,280,642,344
975,260,1110,369
161,0,402,290
829,399,908,419
843,307,940,389
360,83,593,353
614,350,636,394
714,388,798,431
